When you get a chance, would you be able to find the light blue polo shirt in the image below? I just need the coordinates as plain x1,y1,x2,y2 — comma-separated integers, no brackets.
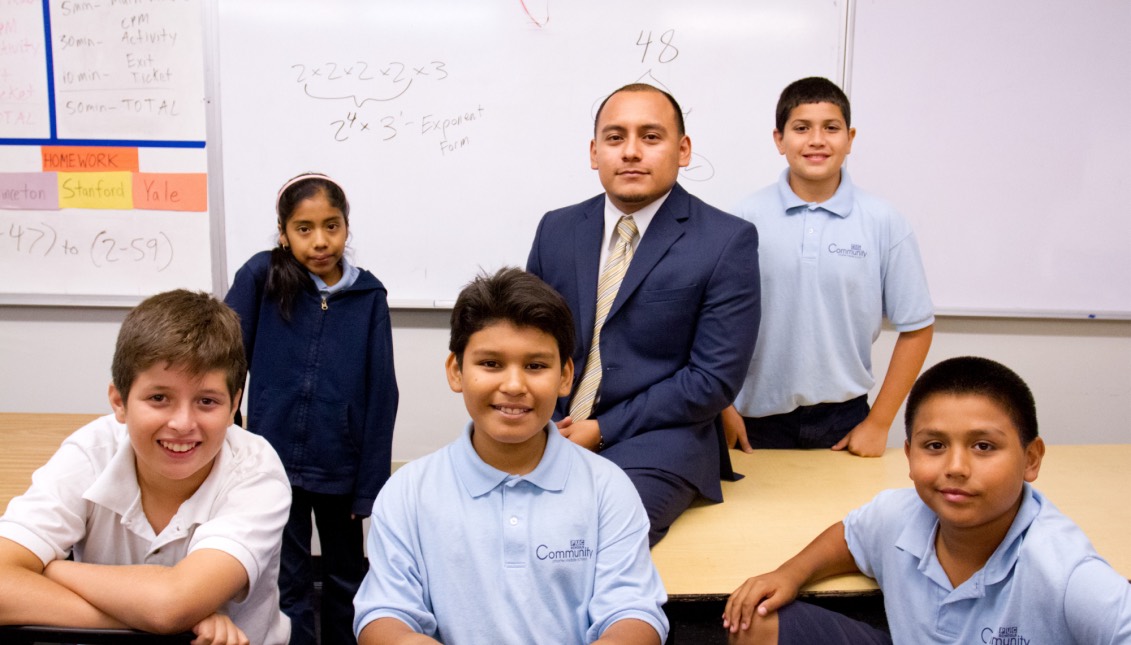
733,170,934,418
353,422,669,644
845,484,1131,643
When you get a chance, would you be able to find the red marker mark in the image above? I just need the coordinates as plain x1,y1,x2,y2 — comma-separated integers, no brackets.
520,0,549,28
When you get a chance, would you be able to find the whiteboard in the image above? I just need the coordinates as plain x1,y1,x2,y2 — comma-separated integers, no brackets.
218,0,848,306
847,0,1131,318
0,0,215,305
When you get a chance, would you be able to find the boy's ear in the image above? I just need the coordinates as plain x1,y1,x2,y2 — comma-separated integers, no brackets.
1023,437,1045,483
108,382,127,423
773,129,785,154
904,439,912,480
558,357,574,398
445,353,463,393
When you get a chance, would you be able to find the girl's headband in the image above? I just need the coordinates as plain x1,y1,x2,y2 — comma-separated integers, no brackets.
275,173,344,217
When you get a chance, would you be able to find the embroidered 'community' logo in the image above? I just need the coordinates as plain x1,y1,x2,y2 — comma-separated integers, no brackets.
981,625,1029,645
536,538,594,563
828,243,867,259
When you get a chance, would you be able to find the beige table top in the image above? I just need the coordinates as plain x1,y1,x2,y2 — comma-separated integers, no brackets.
651,445,1131,598
0,413,100,515
4,415,1129,599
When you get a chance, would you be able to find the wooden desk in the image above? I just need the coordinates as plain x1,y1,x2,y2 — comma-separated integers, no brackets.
651,446,1131,598
0,413,101,514
5,415,1130,602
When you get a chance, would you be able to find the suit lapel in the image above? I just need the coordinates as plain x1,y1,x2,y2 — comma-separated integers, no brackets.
606,184,689,320
573,198,605,353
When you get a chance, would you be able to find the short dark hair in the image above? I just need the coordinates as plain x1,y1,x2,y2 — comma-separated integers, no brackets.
594,83,686,137
449,268,575,369
775,77,851,134
905,356,1039,447
112,290,247,403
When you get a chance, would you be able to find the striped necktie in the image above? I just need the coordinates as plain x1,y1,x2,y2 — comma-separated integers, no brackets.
569,215,639,421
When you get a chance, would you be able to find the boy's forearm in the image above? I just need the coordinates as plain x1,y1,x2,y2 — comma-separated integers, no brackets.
44,549,247,634
777,522,860,587
0,541,124,629
866,325,934,429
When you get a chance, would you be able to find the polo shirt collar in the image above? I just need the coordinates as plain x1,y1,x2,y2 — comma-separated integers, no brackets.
310,255,360,294
453,421,571,498
775,168,856,218
894,483,1041,598
83,432,234,539
976,483,1041,585
84,434,142,518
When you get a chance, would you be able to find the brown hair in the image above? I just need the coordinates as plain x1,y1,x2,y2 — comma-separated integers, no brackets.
112,290,247,402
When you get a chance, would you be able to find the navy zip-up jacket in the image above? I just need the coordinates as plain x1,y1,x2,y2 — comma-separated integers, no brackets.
226,250,399,517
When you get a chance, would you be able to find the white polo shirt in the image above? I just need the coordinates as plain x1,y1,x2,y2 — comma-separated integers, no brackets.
734,170,934,417
353,421,669,644
845,484,1131,643
0,414,292,645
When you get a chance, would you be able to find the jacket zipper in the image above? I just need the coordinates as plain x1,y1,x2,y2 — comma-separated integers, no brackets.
321,296,328,311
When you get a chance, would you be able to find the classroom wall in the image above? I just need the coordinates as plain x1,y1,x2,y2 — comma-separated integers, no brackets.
2,308,1129,453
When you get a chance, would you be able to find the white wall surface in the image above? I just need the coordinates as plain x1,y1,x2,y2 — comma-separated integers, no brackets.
2,308,1129,452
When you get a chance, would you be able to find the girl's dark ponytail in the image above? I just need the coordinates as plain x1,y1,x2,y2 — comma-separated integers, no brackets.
267,173,350,320
265,244,311,321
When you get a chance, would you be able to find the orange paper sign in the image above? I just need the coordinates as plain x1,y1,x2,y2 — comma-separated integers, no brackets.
42,147,140,173
132,173,208,212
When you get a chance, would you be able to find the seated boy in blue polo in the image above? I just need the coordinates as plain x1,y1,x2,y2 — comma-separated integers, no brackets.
723,356,1131,644
0,290,291,644
353,267,668,644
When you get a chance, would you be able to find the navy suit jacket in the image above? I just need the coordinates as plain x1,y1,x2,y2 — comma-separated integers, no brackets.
527,183,761,501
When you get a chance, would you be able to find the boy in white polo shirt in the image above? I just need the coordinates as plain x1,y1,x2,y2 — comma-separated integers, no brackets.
0,290,291,645
723,356,1131,644
353,268,668,644
722,76,934,457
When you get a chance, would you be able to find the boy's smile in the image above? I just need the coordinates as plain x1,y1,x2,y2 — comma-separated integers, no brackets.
774,101,855,203
110,364,237,497
447,321,573,474
905,393,1044,542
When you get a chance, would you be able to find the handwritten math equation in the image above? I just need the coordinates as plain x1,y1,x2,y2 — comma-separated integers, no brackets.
292,58,486,153
329,105,485,151
0,220,175,272
293,60,448,102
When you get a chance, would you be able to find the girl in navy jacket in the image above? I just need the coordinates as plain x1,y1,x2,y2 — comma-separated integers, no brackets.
225,173,398,645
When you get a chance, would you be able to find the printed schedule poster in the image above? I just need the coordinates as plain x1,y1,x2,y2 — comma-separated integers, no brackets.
0,0,212,301
50,0,206,141
1,0,51,139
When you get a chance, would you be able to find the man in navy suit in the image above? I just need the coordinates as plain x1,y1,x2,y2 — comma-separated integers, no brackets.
527,84,761,545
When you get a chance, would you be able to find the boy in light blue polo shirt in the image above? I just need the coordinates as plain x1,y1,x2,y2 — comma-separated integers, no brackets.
722,77,934,457
353,268,668,645
723,357,1131,644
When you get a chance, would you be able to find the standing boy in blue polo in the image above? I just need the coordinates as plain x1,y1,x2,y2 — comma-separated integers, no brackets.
353,268,668,645
723,356,1131,644
723,77,934,457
